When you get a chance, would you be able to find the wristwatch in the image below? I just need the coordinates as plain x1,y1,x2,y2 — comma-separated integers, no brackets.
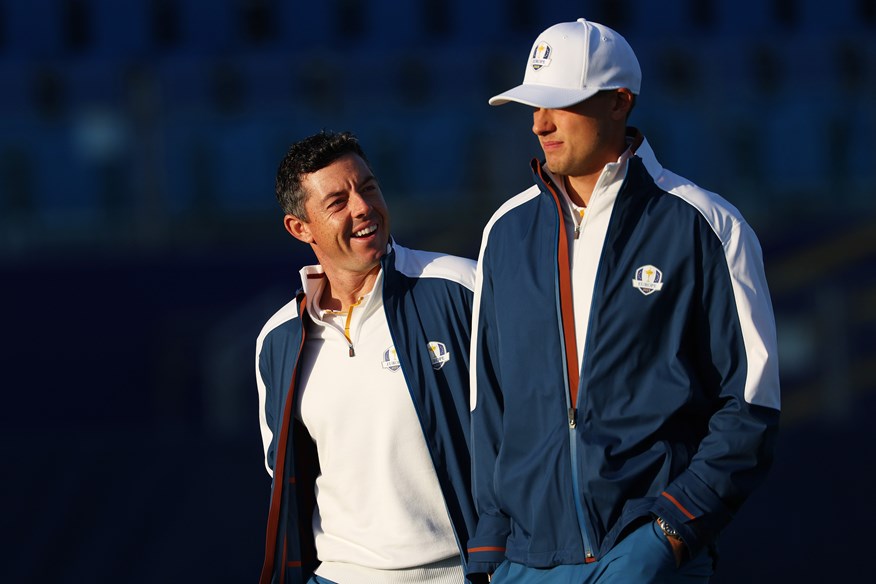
657,516,681,540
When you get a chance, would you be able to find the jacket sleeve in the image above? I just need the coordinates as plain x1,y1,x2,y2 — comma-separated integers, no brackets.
652,220,781,559
466,243,511,575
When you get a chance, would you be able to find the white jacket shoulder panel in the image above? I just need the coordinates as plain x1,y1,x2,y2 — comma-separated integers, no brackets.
393,243,477,292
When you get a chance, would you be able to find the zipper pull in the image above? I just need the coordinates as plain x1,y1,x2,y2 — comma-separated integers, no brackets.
349,344,355,357
574,208,586,240
568,407,577,429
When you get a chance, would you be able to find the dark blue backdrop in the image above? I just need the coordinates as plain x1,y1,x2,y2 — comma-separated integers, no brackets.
2,1,875,582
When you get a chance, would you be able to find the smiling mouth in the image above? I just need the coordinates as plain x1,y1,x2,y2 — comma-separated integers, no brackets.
353,224,378,238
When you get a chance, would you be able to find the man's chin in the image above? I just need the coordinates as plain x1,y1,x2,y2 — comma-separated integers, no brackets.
543,157,562,174
355,245,386,266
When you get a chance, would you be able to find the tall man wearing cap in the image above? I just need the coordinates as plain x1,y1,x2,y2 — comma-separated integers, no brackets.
467,18,780,583
256,131,478,583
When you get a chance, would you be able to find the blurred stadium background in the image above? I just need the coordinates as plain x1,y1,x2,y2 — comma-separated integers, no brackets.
2,0,874,582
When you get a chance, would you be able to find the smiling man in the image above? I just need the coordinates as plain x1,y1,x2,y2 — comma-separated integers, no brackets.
255,131,477,584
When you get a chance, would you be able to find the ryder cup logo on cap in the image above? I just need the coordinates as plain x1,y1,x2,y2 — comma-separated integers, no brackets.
531,42,553,70
489,18,642,109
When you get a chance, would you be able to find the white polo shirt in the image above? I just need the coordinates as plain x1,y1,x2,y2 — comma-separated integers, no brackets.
295,265,463,584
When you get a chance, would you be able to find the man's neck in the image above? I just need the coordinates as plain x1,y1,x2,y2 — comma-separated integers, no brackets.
563,141,631,207
564,174,599,207
318,267,380,312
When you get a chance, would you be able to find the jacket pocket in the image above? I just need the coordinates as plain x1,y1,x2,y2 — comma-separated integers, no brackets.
599,497,655,557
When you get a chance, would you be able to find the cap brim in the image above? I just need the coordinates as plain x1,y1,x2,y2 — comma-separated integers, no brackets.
488,84,600,109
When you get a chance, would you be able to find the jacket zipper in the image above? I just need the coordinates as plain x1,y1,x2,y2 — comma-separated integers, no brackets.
569,184,602,563
539,165,595,562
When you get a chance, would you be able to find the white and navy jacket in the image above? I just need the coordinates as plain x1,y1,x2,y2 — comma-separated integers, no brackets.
256,243,478,584
467,131,781,574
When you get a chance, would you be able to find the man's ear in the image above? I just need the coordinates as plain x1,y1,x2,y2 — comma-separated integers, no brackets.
284,214,313,244
612,88,635,121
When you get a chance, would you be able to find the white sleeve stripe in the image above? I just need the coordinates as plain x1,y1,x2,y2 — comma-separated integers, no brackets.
255,299,301,477
470,238,487,413
470,186,541,412
724,223,782,410
255,348,273,477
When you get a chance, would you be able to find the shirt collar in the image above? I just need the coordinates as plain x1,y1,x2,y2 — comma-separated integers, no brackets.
298,264,384,323
546,140,634,211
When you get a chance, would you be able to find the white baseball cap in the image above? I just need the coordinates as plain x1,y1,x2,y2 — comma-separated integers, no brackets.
489,18,641,109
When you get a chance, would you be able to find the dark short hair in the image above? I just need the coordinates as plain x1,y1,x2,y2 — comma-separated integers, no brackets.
275,130,370,220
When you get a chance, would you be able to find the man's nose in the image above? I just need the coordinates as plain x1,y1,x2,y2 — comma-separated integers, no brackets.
532,108,555,136
349,191,372,216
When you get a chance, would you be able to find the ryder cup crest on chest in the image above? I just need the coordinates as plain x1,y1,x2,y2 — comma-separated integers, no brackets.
427,341,450,370
381,341,451,372
632,265,664,295
381,346,401,371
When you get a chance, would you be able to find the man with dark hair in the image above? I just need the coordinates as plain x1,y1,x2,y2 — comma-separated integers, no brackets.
256,131,477,584
467,19,780,583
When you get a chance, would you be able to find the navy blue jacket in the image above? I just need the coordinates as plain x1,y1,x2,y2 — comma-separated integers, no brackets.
467,133,781,573
256,243,478,584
